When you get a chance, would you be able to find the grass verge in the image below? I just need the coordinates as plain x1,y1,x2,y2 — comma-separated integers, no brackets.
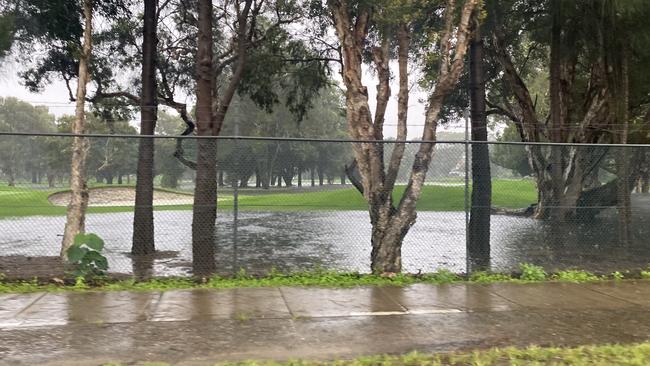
1,265,648,294
102,343,650,366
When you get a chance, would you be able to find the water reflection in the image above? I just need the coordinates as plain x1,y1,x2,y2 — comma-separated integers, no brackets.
1,199,649,276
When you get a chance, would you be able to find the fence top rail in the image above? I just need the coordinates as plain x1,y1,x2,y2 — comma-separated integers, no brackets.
1,131,649,148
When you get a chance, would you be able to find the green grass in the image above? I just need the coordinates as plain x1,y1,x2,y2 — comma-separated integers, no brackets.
0,179,536,218
102,343,650,366
0,267,646,294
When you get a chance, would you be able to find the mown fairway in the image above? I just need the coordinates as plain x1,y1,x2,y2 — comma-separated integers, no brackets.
0,180,537,218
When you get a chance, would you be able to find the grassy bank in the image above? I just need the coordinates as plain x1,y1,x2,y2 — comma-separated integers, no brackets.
102,343,650,365
0,180,536,218
1,266,648,294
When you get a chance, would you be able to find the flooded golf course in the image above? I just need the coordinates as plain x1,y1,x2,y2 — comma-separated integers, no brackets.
1,197,650,277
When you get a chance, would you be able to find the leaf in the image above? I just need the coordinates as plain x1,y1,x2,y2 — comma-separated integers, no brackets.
84,233,104,251
94,256,109,271
73,233,88,246
66,245,87,263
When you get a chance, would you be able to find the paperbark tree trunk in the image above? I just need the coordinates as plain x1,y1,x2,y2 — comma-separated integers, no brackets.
468,15,491,271
328,0,478,273
61,0,93,258
132,0,159,256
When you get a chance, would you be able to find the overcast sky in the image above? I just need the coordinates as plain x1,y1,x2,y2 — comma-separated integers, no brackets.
0,57,466,139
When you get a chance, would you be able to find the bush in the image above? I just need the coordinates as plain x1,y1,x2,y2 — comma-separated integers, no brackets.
67,233,109,278
519,263,547,282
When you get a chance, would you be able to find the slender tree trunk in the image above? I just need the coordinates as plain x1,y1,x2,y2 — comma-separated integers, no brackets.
616,45,631,244
310,168,315,187
192,0,217,276
297,167,302,187
117,174,123,185
548,0,565,221
61,0,93,258
468,15,491,271
218,170,224,186
132,0,158,256
7,167,14,187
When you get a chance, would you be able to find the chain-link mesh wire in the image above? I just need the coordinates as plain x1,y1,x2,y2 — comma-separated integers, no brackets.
0,133,649,279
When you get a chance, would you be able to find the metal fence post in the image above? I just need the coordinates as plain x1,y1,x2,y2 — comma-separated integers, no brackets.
232,100,240,273
464,109,471,275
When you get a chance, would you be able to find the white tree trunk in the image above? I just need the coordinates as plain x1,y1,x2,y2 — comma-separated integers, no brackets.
61,0,93,258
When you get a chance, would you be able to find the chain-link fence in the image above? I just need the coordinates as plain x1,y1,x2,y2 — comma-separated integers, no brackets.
0,132,649,279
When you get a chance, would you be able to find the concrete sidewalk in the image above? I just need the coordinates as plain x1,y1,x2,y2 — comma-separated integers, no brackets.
1,281,650,365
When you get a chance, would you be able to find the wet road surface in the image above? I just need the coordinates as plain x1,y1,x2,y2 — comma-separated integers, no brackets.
1,281,650,365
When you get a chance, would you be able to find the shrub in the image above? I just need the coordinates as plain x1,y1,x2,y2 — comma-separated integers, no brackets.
67,233,109,278
519,263,547,282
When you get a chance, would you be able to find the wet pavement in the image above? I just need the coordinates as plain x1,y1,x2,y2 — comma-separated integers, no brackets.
1,281,650,365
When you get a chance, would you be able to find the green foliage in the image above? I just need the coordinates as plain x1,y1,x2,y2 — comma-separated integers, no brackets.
641,269,650,280
553,270,601,283
612,271,625,281
519,263,547,282
491,125,532,177
2,264,649,294
205,343,650,366
427,269,462,284
469,271,513,284
67,233,109,278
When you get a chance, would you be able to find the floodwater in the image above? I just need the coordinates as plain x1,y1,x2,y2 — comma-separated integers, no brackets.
1,198,650,276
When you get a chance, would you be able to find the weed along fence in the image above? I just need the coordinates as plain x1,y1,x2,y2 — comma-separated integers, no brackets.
0,132,649,279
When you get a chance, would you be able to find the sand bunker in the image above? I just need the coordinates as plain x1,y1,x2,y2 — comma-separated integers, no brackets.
48,187,194,207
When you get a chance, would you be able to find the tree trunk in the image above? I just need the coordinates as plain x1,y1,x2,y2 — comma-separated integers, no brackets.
61,0,93,258
616,45,631,245
297,167,302,187
7,168,14,187
218,170,224,186
192,0,217,277
328,0,477,273
310,168,315,187
132,0,158,256
468,15,491,271
117,174,123,185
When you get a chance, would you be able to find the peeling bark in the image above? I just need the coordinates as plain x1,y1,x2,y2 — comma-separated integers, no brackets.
61,0,93,258
328,0,479,273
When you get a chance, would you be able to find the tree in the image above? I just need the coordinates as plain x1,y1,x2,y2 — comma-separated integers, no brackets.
172,0,331,275
488,0,650,226
132,0,158,256
0,97,55,186
468,8,491,270
192,0,217,276
61,0,93,258
327,0,479,273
